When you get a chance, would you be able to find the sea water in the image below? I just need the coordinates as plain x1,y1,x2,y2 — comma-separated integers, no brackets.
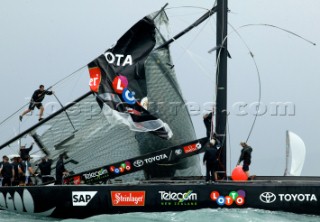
1,208,319,222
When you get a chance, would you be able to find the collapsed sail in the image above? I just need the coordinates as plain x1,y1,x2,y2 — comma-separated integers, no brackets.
0,7,202,181
284,130,306,176
88,16,172,140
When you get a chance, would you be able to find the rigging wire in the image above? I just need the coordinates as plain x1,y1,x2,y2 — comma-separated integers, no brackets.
0,65,87,128
215,22,316,146
240,24,316,46
0,6,213,128
227,23,262,144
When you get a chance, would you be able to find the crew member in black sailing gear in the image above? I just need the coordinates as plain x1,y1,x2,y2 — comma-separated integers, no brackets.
237,142,253,177
11,157,20,186
18,155,36,186
203,112,213,140
0,155,14,186
19,84,54,122
203,139,219,183
55,154,68,185
20,142,34,161
38,156,53,184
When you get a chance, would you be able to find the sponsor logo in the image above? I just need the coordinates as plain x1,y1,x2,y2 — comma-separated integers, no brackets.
133,159,144,168
260,192,276,203
260,192,318,204
175,149,182,155
110,161,132,175
112,75,128,94
159,190,198,206
103,52,132,66
110,75,137,105
183,143,202,154
144,154,168,164
0,189,55,216
73,175,81,185
89,67,101,92
72,191,97,206
131,154,168,168
83,168,108,181
210,190,246,206
111,191,145,206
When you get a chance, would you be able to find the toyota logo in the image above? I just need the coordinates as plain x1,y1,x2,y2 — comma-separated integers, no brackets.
133,159,144,168
175,149,182,155
260,192,276,203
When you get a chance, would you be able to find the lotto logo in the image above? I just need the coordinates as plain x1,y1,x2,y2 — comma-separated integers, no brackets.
210,190,245,206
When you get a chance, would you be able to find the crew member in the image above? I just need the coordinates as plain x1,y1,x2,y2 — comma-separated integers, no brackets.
0,155,14,186
203,112,213,139
20,142,34,160
203,139,219,183
38,156,53,184
55,154,68,185
18,155,36,186
11,157,20,186
20,84,54,121
237,142,253,177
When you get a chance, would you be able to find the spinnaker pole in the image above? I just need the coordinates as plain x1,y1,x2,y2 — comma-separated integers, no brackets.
155,5,217,50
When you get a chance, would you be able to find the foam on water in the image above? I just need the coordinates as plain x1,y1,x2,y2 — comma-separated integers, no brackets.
1,208,320,222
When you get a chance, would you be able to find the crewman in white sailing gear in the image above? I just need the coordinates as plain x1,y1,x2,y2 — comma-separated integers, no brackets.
19,84,54,122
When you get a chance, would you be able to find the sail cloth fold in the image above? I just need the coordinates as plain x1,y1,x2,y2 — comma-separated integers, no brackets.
88,17,172,140
284,130,306,176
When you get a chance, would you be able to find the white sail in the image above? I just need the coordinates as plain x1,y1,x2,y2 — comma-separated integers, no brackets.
285,130,306,176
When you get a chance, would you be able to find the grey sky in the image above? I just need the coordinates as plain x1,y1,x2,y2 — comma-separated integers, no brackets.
0,0,319,176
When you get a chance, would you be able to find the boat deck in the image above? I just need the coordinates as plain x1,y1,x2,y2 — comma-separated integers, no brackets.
105,176,320,186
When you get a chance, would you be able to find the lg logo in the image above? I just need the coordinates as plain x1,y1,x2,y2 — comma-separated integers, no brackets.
260,192,276,203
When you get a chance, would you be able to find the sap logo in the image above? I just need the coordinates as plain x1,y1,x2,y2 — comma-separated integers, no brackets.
72,191,97,206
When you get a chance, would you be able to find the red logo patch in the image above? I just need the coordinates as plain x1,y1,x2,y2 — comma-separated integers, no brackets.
73,175,81,185
112,75,128,94
89,67,101,92
111,191,145,206
183,143,198,154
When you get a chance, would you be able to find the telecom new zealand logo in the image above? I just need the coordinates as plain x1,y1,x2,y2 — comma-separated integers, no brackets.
210,190,246,206
159,190,198,206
